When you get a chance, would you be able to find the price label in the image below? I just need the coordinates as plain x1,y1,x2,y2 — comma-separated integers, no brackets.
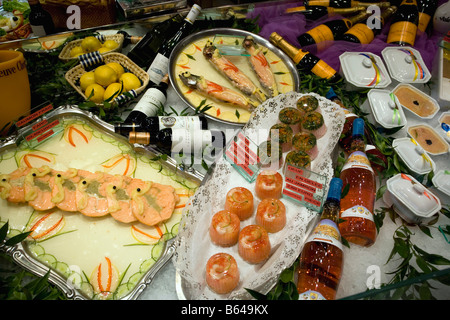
282,164,327,212
224,132,261,183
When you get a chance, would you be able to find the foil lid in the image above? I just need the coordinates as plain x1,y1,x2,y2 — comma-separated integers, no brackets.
392,137,435,175
432,169,450,197
381,46,431,83
368,89,407,129
339,52,391,88
387,173,441,218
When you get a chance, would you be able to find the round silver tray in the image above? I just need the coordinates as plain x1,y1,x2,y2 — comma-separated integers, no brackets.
168,28,300,126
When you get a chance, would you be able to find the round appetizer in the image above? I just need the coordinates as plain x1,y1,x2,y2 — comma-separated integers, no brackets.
256,198,286,233
257,140,283,168
255,170,283,200
205,253,240,294
285,150,311,171
296,95,320,115
279,107,302,125
292,132,319,160
224,187,254,220
238,225,271,264
301,111,327,139
269,123,293,152
209,210,241,247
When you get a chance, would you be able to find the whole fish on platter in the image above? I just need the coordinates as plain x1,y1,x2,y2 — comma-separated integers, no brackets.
0,166,179,226
203,40,267,103
179,71,258,111
243,36,279,98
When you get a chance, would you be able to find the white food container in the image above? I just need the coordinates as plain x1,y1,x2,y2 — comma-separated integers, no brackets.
437,111,450,143
392,138,435,177
432,169,450,197
339,52,391,88
381,46,431,84
383,173,441,224
392,83,440,120
368,89,407,129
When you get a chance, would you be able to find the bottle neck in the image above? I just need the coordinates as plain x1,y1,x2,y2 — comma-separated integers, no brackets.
269,32,307,63
320,198,340,222
346,10,372,24
400,0,418,6
350,134,366,152
331,5,366,14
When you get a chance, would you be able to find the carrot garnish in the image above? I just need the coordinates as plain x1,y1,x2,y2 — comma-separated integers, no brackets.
280,82,289,86
131,225,161,240
178,65,191,69
102,155,131,176
194,44,202,51
42,40,55,50
30,212,64,239
270,60,280,65
68,126,89,147
216,109,221,117
223,61,239,73
254,54,268,67
23,153,51,168
175,204,186,209
97,257,112,295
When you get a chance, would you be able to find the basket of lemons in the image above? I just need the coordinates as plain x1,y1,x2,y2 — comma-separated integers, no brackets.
65,52,149,106
59,34,124,61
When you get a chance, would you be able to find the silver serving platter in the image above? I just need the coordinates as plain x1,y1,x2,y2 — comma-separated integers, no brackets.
0,105,203,300
168,28,300,126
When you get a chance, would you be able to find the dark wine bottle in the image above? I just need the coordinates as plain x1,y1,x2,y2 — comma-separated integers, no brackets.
116,30,142,47
122,74,169,127
285,5,365,20
305,0,390,8
387,0,419,46
417,0,437,33
28,0,55,37
126,14,184,70
297,11,371,49
147,4,202,85
270,32,341,82
342,6,397,44
115,115,208,136
129,128,225,155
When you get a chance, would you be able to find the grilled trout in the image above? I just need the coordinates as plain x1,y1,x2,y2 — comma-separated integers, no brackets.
243,36,279,97
203,40,267,103
179,71,258,111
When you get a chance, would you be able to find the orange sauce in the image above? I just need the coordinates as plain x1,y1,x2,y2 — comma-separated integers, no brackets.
394,86,437,117
408,125,449,154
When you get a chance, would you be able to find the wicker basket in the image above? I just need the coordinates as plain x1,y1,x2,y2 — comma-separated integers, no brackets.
58,34,124,61
65,52,149,106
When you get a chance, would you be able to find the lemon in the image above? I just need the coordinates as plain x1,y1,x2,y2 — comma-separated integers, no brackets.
97,47,110,54
119,72,141,91
94,65,117,87
85,84,105,103
81,36,102,53
102,40,118,50
79,71,96,91
70,46,84,57
106,62,124,78
104,82,123,101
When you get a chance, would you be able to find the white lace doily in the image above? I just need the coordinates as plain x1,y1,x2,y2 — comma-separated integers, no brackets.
173,91,345,299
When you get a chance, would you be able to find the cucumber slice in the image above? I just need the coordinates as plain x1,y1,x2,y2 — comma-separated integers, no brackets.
139,258,155,273
67,272,83,289
171,222,179,237
80,281,94,299
151,240,165,261
37,253,57,266
114,282,133,299
128,271,144,287
28,243,45,257
54,261,70,276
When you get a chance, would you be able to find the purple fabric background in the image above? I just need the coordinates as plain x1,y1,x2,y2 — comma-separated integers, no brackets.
247,1,448,72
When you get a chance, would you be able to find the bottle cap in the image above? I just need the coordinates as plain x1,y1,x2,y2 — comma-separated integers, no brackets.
129,131,150,144
325,87,337,100
327,177,343,201
352,118,364,136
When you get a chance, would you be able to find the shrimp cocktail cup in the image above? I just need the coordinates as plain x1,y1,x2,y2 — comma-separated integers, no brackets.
0,50,31,133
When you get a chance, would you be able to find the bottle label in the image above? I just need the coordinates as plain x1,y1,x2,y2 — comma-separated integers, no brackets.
147,53,169,84
417,12,431,33
341,151,374,174
298,290,327,300
134,88,166,117
306,25,334,51
306,0,331,6
159,116,200,131
311,59,337,79
341,205,374,222
387,21,417,46
31,24,46,37
345,24,375,44
305,219,343,250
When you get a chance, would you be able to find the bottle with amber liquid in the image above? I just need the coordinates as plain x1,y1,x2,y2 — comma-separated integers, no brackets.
297,177,344,300
285,5,366,20
269,32,341,82
297,10,371,50
339,118,377,247
387,0,419,46
417,0,437,33
342,6,397,44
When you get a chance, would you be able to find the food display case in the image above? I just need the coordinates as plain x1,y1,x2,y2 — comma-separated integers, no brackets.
0,0,449,303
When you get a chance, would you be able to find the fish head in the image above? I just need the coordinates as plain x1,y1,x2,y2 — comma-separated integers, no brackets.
179,71,200,87
202,40,216,59
243,36,256,49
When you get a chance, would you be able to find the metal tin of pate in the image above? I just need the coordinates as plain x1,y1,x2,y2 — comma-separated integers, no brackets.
383,173,442,224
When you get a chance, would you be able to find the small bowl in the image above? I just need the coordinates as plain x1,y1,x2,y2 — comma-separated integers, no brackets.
392,137,435,177
383,173,441,224
437,112,450,143
432,169,450,197
392,83,440,120
368,89,407,129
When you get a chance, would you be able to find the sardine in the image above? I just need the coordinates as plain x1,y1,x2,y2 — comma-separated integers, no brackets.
243,36,278,97
203,40,267,103
179,71,258,111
